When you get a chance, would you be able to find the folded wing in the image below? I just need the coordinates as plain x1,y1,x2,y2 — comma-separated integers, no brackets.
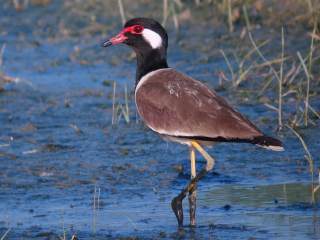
135,69,263,141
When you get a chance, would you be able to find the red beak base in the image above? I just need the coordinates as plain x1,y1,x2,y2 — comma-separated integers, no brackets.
102,32,128,47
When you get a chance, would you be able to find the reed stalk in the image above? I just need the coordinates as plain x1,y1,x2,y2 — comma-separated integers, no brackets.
286,124,315,203
278,27,285,130
227,0,233,32
118,0,126,25
162,0,168,26
297,51,311,127
112,81,116,125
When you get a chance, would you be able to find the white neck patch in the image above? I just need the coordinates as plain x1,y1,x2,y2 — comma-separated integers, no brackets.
142,28,162,49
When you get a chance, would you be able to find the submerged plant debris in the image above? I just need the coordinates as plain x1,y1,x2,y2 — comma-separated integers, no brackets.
0,0,319,239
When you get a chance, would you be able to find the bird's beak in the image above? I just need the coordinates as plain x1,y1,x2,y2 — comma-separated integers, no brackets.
102,31,128,47
102,39,112,47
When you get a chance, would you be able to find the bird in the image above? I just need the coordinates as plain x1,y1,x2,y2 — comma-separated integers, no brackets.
102,18,284,227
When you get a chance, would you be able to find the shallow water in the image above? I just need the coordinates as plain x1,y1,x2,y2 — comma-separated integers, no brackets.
1,1,320,239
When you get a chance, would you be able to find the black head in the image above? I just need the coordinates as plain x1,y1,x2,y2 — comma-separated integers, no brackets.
103,18,168,52
103,18,169,84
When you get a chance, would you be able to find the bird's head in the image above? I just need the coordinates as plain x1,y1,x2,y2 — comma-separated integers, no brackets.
103,18,168,52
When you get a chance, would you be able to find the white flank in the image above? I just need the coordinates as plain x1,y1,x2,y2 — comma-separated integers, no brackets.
142,28,162,49
257,144,284,151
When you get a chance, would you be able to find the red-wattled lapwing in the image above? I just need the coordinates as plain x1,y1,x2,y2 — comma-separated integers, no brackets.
103,18,284,227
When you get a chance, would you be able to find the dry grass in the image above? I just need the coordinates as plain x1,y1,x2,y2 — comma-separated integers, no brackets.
0,228,11,240
92,185,101,234
219,16,319,130
162,0,181,30
278,27,285,130
117,0,126,25
111,82,131,125
0,44,35,89
286,124,319,203
0,44,19,86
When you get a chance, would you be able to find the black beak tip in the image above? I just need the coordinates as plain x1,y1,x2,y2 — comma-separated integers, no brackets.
102,40,112,47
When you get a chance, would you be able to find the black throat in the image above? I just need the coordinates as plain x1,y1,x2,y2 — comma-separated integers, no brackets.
135,47,168,87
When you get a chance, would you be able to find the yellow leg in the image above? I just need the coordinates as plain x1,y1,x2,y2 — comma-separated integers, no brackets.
191,141,215,171
171,141,215,227
190,146,196,178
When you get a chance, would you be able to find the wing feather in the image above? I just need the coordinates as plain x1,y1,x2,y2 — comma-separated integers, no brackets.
135,69,262,140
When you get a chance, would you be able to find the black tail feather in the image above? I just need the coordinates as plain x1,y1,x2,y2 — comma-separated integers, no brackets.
252,135,284,151
173,134,284,151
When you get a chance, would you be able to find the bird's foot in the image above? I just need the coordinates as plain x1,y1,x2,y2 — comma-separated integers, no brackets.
171,170,207,227
171,195,184,227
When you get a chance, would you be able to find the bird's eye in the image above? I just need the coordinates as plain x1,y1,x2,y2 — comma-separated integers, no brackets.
132,25,144,34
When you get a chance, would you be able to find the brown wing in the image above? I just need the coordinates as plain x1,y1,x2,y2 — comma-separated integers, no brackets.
135,69,263,140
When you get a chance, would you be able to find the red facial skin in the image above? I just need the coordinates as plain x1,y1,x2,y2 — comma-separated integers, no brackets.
110,25,144,45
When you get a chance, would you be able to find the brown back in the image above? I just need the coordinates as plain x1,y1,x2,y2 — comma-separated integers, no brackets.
135,69,263,140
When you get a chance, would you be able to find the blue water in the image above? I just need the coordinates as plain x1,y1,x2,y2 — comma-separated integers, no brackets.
0,1,320,239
